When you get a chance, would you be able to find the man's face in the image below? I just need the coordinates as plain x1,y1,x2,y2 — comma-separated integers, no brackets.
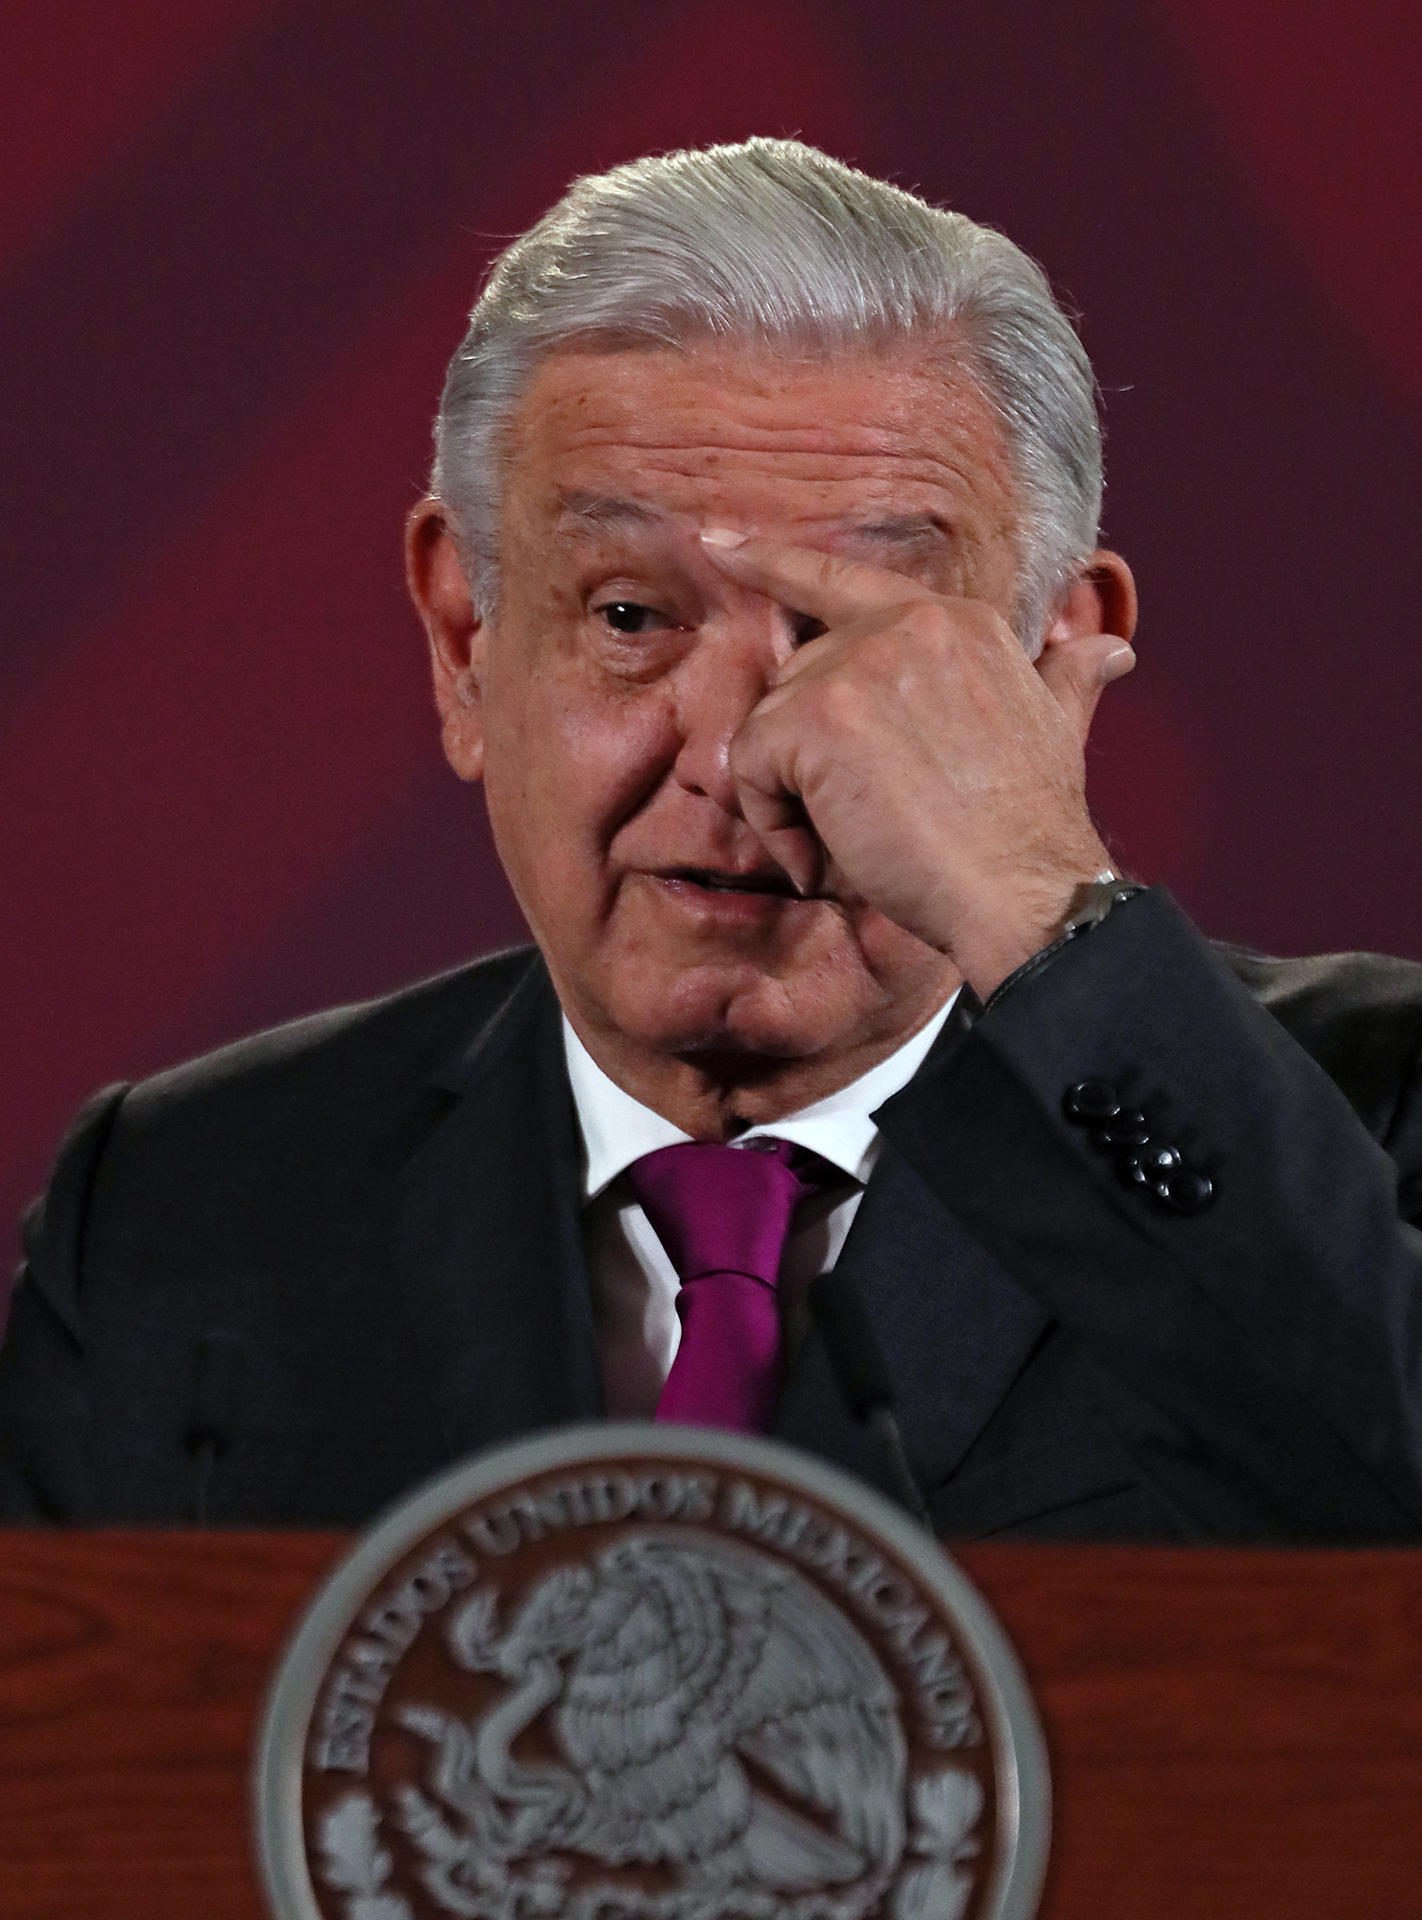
440,344,1026,1108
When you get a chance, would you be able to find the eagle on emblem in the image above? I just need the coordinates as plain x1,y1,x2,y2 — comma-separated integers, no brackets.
394,1530,913,1916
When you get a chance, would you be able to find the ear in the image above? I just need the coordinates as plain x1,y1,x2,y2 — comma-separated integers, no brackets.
1033,549,1139,744
405,498,486,783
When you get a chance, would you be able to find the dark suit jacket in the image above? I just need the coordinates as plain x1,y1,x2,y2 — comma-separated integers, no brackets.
4,889,1422,1540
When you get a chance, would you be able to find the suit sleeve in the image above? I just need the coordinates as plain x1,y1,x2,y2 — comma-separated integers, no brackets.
0,1084,128,1521
876,889,1422,1541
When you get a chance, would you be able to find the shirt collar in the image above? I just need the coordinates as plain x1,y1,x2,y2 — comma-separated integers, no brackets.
563,991,960,1202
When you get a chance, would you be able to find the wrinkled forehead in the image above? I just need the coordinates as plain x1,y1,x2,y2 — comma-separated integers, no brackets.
497,342,1021,554
553,485,962,565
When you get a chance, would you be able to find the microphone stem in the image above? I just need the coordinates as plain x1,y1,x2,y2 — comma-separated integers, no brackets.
867,1403,933,1532
187,1437,218,1526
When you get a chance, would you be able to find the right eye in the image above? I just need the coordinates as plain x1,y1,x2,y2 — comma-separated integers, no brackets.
594,601,671,635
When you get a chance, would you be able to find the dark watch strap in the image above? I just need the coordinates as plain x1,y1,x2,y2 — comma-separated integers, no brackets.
983,872,1144,1010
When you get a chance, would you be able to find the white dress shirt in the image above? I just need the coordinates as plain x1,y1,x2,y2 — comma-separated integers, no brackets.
563,997,960,1416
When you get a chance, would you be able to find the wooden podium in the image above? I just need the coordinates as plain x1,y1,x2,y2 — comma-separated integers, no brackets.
2,1533,1420,1918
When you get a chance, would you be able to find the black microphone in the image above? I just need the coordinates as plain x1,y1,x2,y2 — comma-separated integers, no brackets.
807,1269,933,1531
184,1330,247,1524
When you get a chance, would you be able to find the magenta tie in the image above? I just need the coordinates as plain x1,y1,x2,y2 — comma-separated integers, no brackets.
627,1139,826,1432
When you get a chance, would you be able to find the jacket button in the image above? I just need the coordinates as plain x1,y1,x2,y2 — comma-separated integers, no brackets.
1098,1109,1151,1148
1065,1079,1121,1122
1121,1142,1182,1185
1155,1167,1215,1214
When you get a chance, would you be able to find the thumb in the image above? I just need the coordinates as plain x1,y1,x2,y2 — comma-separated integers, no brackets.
1035,631,1136,741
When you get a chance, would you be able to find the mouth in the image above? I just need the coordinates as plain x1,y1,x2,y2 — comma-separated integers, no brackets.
657,865,800,897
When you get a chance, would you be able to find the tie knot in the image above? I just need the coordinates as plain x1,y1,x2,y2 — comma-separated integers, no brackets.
627,1138,826,1288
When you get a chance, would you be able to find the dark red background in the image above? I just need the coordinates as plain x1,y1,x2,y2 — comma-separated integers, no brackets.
5,1,1421,1300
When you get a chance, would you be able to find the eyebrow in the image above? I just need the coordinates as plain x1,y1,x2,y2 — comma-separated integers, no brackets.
554,490,670,532
553,489,953,555
845,514,953,557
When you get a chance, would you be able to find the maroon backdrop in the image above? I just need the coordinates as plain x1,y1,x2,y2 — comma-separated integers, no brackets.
5,1,1422,1300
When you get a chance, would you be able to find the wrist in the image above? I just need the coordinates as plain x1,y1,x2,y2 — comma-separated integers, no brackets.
937,839,1119,994
977,870,1144,1008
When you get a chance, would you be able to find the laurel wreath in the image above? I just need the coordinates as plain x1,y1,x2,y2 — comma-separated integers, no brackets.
315,1766,982,1920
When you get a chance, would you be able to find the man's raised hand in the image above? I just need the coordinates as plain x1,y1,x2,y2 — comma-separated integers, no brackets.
699,529,1136,999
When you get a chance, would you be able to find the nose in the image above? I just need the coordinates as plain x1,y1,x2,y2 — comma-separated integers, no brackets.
670,606,789,813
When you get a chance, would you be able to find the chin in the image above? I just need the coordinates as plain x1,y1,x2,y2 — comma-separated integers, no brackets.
603,957,862,1065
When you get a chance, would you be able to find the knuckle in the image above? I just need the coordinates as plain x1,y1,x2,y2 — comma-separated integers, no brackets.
807,671,868,736
895,596,940,633
892,599,954,652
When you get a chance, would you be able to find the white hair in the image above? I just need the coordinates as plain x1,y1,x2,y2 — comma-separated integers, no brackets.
432,137,1102,648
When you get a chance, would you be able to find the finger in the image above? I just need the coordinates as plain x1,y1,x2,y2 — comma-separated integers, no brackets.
737,782,825,897
699,527,934,628
742,809,825,899
1035,631,1135,741
729,702,826,897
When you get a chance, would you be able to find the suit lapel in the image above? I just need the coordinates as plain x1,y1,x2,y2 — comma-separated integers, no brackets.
773,1001,1050,1505
390,961,602,1461
388,963,1049,1499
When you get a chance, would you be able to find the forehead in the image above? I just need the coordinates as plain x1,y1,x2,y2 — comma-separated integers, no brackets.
499,343,1019,550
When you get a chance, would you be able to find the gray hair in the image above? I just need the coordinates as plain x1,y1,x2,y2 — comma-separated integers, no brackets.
432,137,1102,648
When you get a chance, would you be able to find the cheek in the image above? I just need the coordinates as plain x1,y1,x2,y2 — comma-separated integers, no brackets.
561,696,680,839
485,668,681,864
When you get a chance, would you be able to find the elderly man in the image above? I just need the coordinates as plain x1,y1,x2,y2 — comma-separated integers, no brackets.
3,140,1421,1538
